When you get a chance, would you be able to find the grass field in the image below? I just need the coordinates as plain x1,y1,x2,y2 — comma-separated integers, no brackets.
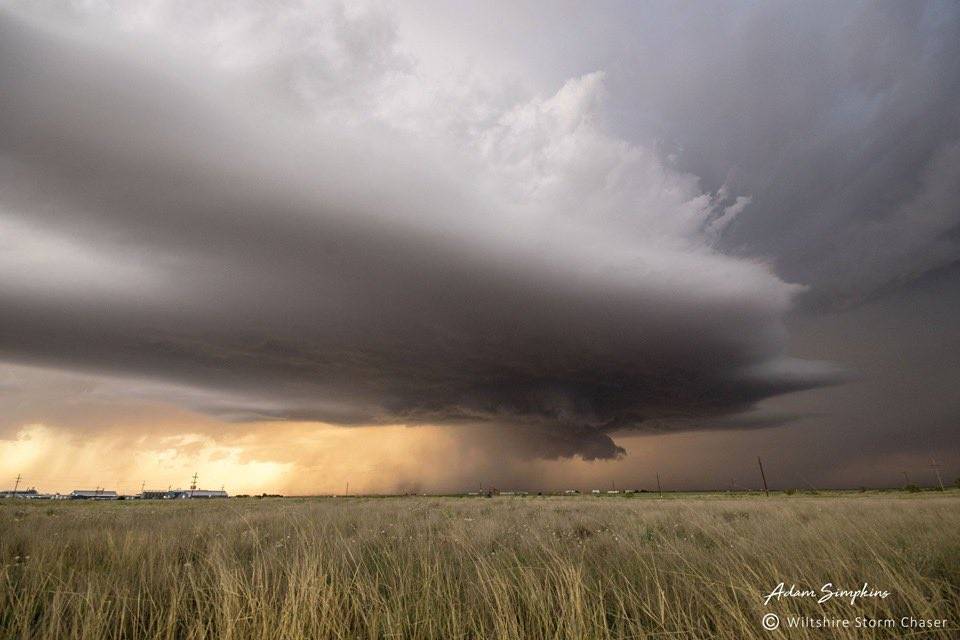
2,492,958,639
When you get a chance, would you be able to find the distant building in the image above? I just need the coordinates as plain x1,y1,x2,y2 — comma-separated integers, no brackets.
0,488,39,499
139,488,228,499
564,489,580,494
591,489,601,494
70,490,118,500
170,488,228,499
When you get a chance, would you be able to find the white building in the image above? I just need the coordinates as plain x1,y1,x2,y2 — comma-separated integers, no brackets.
70,489,118,500
168,489,228,499
0,488,39,499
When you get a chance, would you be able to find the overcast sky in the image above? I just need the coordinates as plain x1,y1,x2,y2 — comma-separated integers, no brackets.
1,1,958,493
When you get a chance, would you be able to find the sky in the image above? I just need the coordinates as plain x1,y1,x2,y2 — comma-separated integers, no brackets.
1,1,958,494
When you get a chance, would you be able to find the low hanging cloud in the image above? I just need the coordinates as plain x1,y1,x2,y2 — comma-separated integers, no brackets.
0,6,840,459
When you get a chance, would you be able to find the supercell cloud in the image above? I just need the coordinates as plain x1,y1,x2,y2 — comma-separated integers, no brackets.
3,2,954,461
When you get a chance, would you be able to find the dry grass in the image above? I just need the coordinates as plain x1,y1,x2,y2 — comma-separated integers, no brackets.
1,492,958,639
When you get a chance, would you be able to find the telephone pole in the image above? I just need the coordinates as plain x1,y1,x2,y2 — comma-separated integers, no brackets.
930,458,945,491
190,472,198,497
656,472,662,499
757,457,770,497
12,473,21,495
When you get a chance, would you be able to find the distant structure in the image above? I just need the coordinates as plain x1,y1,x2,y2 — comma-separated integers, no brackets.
173,488,227,499
0,488,40,499
70,489,118,500
140,488,228,499
2,485,66,500
137,473,228,499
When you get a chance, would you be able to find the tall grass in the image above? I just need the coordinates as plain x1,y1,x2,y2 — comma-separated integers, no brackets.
1,493,958,639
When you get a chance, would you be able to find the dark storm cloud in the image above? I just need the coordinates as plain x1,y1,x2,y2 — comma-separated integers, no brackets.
0,9,841,458
598,1,960,306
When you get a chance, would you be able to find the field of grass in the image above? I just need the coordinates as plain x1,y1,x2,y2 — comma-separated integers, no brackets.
2,492,958,639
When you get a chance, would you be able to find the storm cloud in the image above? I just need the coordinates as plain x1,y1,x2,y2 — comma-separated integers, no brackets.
1,1,956,466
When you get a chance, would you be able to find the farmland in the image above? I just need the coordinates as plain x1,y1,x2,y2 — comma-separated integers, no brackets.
2,492,958,639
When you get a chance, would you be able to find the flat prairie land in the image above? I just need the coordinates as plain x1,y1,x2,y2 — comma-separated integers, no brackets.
2,493,958,639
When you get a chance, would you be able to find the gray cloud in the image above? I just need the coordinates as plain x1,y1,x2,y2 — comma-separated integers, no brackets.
0,7,845,459
394,0,960,305
606,1,960,306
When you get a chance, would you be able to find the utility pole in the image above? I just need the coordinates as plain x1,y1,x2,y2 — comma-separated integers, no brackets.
12,473,21,496
345,481,349,496
930,458,945,491
190,472,198,497
796,472,818,494
902,471,910,486
656,472,662,499
140,480,146,495
757,457,770,497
